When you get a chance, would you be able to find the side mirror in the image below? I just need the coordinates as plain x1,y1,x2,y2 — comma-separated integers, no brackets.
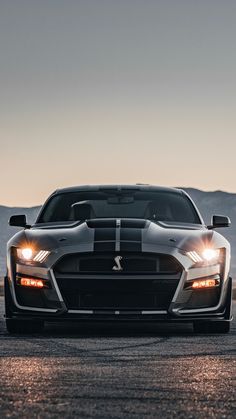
208,215,231,229
9,215,28,228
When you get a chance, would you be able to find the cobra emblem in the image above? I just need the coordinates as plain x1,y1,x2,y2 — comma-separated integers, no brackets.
112,255,123,271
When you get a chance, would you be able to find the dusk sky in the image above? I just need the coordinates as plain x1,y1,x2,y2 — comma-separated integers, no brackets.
0,0,236,206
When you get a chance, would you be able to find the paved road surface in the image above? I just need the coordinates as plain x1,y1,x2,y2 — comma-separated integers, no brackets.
0,297,235,418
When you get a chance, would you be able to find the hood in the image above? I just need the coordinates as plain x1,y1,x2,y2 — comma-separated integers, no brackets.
18,218,212,253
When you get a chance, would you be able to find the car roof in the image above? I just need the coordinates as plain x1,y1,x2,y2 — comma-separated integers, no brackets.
52,184,184,195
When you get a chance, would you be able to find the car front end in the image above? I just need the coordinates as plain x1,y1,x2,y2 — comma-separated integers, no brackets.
5,185,232,333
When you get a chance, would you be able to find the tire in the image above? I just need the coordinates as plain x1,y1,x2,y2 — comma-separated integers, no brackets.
4,277,44,334
6,318,44,334
194,277,232,334
193,321,230,334
4,276,14,318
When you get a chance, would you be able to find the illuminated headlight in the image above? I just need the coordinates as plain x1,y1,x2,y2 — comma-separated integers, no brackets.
202,249,220,262
187,249,220,264
16,248,50,263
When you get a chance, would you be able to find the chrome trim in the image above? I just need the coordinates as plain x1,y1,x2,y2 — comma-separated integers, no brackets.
178,300,224,314
67,309,168,315
115,219,121,251
141,310,167,314
14,305,57,313
49,269,64,302
112,256,123,271
68,310,94,314
171,270,187,303
16,263,49,279
187,265,220,281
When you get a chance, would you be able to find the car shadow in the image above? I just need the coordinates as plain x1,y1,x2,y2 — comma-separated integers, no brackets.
40,321,194,337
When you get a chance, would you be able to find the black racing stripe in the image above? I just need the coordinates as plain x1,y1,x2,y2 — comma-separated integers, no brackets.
120,228,142,241
87,219,116,228
120,242,142,252
94,242,116,252
121,220,146,228
94,228,116,241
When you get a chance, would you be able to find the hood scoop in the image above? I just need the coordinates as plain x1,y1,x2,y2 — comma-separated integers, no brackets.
86,219,116,228
86,219,148,229
120,219,147,228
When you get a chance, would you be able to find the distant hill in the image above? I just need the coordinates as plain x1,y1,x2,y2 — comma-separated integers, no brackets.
0,188,235,276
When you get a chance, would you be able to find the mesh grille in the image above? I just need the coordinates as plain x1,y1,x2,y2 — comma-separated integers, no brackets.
56,277,180,310
55,253,182,275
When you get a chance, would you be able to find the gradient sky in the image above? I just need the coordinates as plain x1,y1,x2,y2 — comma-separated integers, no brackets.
0,0,236,206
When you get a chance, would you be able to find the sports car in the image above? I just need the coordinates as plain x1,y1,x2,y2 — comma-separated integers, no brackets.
5,185,233,333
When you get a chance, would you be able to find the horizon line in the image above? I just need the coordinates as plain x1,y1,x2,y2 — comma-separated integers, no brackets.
1,186,236,208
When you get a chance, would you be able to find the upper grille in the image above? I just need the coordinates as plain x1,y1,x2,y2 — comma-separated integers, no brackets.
54,253,182,275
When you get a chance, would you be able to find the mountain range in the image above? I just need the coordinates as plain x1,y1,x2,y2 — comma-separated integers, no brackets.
0,188,235,277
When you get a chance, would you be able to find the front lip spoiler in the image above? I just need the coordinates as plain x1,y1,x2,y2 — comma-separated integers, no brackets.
7,310,232,323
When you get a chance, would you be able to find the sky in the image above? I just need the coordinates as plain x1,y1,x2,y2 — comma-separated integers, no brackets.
0,0,236,206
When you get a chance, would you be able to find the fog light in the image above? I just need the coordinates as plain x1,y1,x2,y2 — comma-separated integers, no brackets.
192,278,219,289
19,277,45,288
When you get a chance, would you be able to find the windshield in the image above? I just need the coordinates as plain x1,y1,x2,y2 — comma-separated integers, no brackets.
37,190,202,225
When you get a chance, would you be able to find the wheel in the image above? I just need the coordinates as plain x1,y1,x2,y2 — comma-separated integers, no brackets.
6,318,44,334
4,276,14,318
193,321,230,334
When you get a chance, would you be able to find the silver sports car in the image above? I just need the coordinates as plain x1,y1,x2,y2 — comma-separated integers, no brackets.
5,185,232,333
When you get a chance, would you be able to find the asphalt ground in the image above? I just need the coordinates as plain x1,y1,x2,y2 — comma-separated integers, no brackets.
0,297,235,419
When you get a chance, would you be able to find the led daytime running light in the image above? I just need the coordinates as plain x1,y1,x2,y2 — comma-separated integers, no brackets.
187,249,220,264
33,250,50,262
17,248,50,263
187,251,203,263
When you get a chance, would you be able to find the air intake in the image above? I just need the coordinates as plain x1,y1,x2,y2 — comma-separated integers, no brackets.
86,219,147,229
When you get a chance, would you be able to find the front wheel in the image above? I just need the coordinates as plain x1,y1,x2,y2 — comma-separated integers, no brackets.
4,277,44,334
193,321,230,334
6,318,44,334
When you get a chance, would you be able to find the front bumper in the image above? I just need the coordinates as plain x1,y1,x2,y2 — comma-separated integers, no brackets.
7,248,232,322
6,259,232,323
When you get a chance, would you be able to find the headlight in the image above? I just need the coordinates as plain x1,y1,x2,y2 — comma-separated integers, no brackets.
202,248,220,262
187,249,220,264
16,247,50,263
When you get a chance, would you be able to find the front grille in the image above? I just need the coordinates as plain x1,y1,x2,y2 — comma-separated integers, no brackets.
54,252,182,275
56,276,180,310
54,252,182,311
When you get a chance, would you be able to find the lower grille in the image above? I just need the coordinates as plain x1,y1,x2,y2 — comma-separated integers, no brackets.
55,276,180,310
15,287,48,308
185,288,220,309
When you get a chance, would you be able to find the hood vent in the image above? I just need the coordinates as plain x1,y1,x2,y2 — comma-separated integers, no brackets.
86,219,147,229
86,219,116,228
